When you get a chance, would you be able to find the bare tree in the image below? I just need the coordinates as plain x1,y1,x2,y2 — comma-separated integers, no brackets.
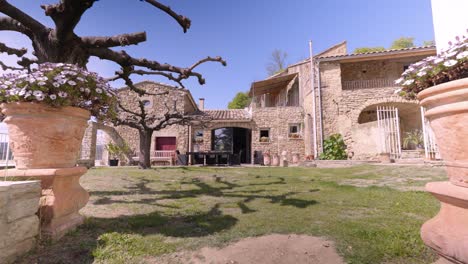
266,49,288,76
112,83,211,169
0,0,226,168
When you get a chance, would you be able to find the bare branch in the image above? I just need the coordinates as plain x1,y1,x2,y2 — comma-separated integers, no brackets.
0,0,47,33
0,60,23,71
0,16,31,36
143,0,191,33
90,47,226,85
17,57,38,72
81,32,147,48
123,69,185,88
41,0,96,40
0,42,26,56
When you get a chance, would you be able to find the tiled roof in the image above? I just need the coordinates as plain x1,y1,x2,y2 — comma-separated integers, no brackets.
318,45,436,60
203,109,251,121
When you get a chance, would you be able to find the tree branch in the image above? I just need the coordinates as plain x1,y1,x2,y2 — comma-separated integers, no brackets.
41,0,96,40
0,16,31,36
90,47,226,85
143,0,191,33
0,60,23,71
0,42,26,56
81,32,147,48
0,0,47,33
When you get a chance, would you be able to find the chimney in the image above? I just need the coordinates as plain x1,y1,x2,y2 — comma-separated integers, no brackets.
198,98,205,110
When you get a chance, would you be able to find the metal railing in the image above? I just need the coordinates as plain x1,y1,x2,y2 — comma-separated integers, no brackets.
342,79,399,90
0,132,14,168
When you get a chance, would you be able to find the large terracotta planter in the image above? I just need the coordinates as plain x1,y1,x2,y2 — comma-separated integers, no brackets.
418,78,468,263
1,102,90,169
271,154,280,166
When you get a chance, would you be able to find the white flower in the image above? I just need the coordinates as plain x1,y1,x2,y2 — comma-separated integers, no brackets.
38,81,46,86
444,60,458,67
84,88,90,94
53,82,60,88
67,80,76,86
32,90,43,97
96,88,102,94
403,79,415,86
77,77,85,82
417,71,427,77
79,87,85,92
58,91,67,98
24,92,31,98
394,78,404,85
434,57,444,64
49,94,57,100
4,81,12,85
394,88,402,94
56,63,64,67
456,51,468,59
36,94,45,101
445,51,458,58
18,89,27,96
0,85,7,89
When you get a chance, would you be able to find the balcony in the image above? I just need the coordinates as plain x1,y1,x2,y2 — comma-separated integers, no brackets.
342,78,399,90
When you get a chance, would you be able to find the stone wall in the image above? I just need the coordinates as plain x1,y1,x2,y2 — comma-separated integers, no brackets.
114,82,192,155
251,107,305,162
0,181,41,263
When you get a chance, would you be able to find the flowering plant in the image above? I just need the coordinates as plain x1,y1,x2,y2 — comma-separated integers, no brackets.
396,34,468,99
0,62,115,119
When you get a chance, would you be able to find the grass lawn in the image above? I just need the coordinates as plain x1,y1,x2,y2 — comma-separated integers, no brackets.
20,165,446,264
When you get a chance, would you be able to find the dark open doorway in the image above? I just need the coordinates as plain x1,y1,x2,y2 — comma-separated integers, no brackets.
211,127,251,163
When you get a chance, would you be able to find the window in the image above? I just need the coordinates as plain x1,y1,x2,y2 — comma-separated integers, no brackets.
141,97,153,108
289,123,302,139
194,129,204,143
259,129,270,142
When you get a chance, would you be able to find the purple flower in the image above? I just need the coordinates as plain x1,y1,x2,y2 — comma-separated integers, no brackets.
58,91,68,98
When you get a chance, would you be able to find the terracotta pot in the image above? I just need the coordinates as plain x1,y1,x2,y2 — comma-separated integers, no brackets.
263,155,271,166
418,78,468,263
1,102,90,169
272,154,280,166
418,78,468,187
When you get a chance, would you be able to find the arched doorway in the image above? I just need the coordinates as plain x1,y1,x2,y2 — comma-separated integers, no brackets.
211,127,252,163
354,101,422,159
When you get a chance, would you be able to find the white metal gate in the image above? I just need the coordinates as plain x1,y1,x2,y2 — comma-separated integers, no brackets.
0,132,14,167
421,107,441,160
377,106,402,159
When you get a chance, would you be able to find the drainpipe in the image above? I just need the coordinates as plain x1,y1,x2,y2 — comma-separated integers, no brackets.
309,41,318,159
188,125,192,165
317,60,324,154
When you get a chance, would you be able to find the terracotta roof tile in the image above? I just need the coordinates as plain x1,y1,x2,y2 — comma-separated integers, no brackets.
202,109,251,121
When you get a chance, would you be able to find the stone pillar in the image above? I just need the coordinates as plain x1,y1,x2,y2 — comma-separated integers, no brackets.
6,167,88,240
0,181,41,263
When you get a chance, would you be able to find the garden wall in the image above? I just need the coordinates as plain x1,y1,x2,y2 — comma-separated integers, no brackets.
0,181,41,263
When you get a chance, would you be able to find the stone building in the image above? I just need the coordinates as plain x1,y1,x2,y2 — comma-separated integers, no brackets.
82,41,438,165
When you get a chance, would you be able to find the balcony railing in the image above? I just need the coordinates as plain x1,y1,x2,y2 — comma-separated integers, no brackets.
342,79,399,90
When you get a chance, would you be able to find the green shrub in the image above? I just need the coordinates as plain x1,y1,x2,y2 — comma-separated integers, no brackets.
320,134,347,160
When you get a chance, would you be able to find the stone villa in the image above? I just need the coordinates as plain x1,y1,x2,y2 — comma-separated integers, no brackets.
80,41,439,166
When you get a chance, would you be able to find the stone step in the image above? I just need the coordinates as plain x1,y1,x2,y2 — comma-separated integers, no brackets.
396,158,425,164
401,150,424,159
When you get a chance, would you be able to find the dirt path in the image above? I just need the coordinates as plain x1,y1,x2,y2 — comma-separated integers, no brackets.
152,234,345,264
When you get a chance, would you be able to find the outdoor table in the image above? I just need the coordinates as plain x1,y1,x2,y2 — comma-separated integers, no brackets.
186,151,233,166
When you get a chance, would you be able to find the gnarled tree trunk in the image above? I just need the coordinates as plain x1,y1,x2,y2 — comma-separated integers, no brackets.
138,130,153,169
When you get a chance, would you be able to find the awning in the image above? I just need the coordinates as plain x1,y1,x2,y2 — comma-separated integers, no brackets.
249,73,298,96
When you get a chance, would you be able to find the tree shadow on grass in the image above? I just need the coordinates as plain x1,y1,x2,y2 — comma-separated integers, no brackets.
21,173,319,264
19,203,237,264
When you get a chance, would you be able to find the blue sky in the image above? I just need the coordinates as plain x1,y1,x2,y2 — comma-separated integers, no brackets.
0,0,435,109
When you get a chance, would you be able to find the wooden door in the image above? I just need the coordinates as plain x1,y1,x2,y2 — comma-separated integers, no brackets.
155,137,176,151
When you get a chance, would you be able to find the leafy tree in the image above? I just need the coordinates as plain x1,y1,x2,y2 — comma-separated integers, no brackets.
354,47,386,54
0,0,226,169
319,134,347,160
390,37,415,49
423,40,435,46
228,92,251,109
266,49,288,76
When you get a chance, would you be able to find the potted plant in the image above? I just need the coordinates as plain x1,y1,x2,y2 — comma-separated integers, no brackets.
402,129,424,151
194,136,204,143
260,136,269,142
289,133,301,139
0,63,115,169
396,35,468,263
